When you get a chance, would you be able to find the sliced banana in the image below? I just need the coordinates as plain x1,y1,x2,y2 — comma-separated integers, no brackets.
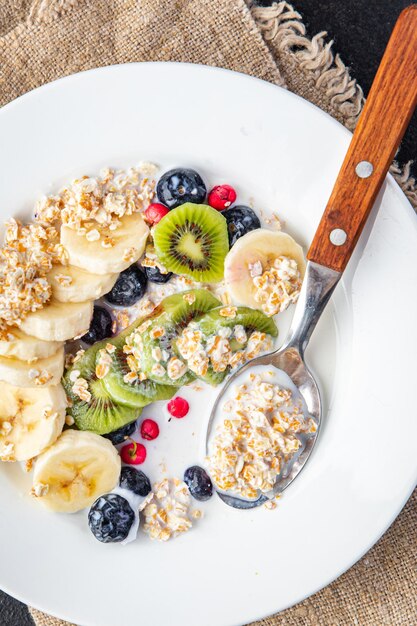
60,212,149,275
48,264,118,303
32,430,121,513
0,347,65,388
0,382,66,462
20,299,93,342
224,229,306,309
0,327,63,361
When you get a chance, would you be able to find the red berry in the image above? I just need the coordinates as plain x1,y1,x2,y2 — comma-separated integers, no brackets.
140,418,159,441
120,440,147,465
167,396,189,418
207,185,237,211
144,203,169,225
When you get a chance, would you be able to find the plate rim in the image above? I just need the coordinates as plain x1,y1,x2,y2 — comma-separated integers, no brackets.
2,59,415,217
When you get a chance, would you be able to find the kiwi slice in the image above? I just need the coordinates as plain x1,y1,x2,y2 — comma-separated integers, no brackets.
100,337,177,408
139,314,196,386
99,289,221,403
160,289,221,324
153,203,229,282
175,307,278,386
63,341,140,435
135,289,221,386
196,307,278,338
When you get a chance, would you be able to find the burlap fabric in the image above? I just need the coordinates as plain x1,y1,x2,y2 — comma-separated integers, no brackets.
0,2,415,625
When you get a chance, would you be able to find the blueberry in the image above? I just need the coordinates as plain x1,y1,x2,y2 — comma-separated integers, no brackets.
184,466,213,501
104,264,147,307
81,306,113,345
119,466,151,497
104,420,137,445
157,168,206,209
88,494,135,543
224,205,261,247
142,265,173,284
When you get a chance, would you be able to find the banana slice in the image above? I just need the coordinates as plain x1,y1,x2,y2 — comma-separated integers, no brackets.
20,299,93,342
0,347,65,388
32,430,121,513
48,264,118,303
60,212,149,275
0,382,66,462
0,327,63,361
224,229,306,309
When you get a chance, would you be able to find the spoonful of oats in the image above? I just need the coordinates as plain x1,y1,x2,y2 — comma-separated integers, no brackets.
206,5,417,509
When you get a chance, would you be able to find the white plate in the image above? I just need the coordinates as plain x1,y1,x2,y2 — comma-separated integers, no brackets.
0,63,416,626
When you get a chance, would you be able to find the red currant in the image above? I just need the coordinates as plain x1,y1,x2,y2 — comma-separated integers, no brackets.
144,203,169,225
120,440,147,465
167,396,189,418
207,185,237,211
140,418,160,441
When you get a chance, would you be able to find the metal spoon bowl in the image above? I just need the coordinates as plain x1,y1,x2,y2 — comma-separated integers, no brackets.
206,263,339,509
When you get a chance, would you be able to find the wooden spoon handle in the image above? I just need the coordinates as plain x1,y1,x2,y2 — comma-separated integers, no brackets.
307,5,417,273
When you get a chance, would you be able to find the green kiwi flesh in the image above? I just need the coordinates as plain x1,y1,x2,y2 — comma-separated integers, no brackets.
160,289,221,324
100,338,177,408
139,314,196,386
153,203,229,282
63,341,140,435
196,307,278,337
174,306,278,385
133,289,221,386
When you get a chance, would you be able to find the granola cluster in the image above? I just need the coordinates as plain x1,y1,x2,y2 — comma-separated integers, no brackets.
0,165,158,332
208,370,316,500
95,344,115,380
176,322,273,378
121,329,146,383
0,219,65,332
28,367,54,386
140,242,170,274
35,164,157,241
68,369,91,403
142,478,202,542
0,441,15,462
121,313,273,385
250,256,302,316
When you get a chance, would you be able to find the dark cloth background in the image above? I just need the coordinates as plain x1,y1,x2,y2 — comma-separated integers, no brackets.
0,0,415,624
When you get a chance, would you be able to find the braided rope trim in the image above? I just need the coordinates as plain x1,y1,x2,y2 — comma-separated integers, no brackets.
390,162,417,210
250,1,364,130
249,1,416,211
235,0,287,86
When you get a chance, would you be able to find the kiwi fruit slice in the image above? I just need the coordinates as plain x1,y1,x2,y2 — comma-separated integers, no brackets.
100,336,177,408
160,289,221,324
135,289,221,386
63,341,140,435
99,289,221,402
153,203,229,282
175,306,278,386
139,313,196,386
196,307,278,338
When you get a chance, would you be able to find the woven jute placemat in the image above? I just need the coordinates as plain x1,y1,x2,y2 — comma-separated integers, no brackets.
0,2,415,625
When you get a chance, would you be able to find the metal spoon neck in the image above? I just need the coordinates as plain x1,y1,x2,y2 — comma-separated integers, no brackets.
282,261,341,355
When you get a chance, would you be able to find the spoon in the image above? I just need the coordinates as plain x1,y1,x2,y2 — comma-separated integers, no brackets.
207,5,417,509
